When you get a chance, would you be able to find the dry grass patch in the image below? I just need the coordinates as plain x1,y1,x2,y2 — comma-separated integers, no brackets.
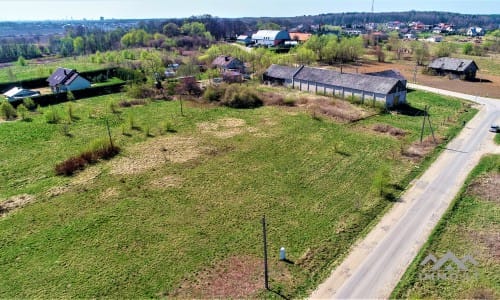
403,136,443,160
467,173,500,203
0,194,35,217
71,165,101,186
373,123,406,138
170,255,262,298
469,230,500,261
304,97,367,122
197,117,251,138
110,136,202,175
100,187,120,200
149,175,183,189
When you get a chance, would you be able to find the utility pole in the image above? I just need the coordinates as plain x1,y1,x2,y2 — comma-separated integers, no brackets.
420,106,437,144
105,118,114,148
262,215,269,290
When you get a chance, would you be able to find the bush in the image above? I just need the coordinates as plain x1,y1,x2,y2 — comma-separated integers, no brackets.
55,140,120,176
16,104,29,121
221,85,263,109
23,97,36,110
45,106,61,124
203,85,225,101
1,101,17,120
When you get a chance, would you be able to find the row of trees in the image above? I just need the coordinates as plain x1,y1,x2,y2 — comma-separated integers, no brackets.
0,43,42,62
293,35,365,64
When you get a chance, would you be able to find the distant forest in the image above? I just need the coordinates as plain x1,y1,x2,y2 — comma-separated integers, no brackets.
0,11,498,63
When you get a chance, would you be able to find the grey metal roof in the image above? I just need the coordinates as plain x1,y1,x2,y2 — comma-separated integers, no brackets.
294,66,402,95
365,69,406,82
264,64,301,80
428,57,477,72
47,67,80,87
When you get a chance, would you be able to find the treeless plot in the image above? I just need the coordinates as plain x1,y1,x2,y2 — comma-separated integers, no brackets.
0,194,35,217
467,173,500,203
169,255,262,298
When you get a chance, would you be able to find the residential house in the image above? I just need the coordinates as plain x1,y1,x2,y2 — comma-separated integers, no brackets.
2,87,40,102
289,32,312,43
251,30,291,47
467,27,484,37
47,68,91,93
264,64,407,107
211,55,246,73
427,35,443,42
428,57,479,80
222,70,243,83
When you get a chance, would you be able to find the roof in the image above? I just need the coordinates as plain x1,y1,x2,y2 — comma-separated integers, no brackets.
236,35,250,40
47,67,81,87
365,69,407,82
3,87,24,97
212,55,242,68
294,66,402,95
252,30,290,40
264,64,302,80
2,87,40,100
428,57,478,72
289,32,312,42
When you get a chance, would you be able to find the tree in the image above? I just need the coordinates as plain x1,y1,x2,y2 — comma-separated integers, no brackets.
73,36,85,55
257,21,281,30
295,47,317,65
17,56,27,66
181,22,207,36
434,42,456,57
375,45,385,62
139,50,164,84
411,42,430,66
163,23,180,37
0,101,17,120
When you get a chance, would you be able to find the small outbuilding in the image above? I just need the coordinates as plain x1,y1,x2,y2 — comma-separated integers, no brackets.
211,55,246,73
47,67,91,93
2,87,40,102
236,35,252,46
428,57,479,80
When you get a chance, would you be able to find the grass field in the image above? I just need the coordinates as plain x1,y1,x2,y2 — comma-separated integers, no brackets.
0,55,111,83
0,89,477,298
392,154,500,299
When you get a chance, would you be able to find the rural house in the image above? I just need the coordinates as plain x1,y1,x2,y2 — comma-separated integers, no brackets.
236,35,252,45
264,64,407,107
47,68,91,93
211,55,246,73
428,57,479,80
2,87,40,102
251,30,291,47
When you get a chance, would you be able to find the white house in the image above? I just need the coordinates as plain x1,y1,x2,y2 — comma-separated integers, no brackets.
47,68,91,93
467,27,484,37
251,30,291,47
2,87,40,102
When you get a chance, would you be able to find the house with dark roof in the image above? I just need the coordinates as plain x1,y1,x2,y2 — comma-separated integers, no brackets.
2,87,40,102
264,64,407,107
211,56,245,73
47,68,91,93
252,30,291,47
236,35,252,46
428,57,478,80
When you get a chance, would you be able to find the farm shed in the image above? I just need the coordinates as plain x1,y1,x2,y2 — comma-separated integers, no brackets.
47,67,91,93
252,30,291,47
428,57,478,80
2,87,40,102
365,69,407,86
236,35,252,45
264,64,407,107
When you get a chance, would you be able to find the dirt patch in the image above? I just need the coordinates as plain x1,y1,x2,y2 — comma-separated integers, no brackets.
100,187,120,200
110,136,202,175
149,175,183,189
467,172,500,203
170,255,262,298
71,165,101,186
0,194,35,217
373,123,406,138
302,97,368,122
197,117,250,138
461,288,498,300
471,230,500,261
402,136,443,160
46,185,71,198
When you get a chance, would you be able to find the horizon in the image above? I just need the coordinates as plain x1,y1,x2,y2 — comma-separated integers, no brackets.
0,0,499,22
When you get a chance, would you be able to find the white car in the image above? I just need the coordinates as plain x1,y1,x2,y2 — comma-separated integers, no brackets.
490,124,499,133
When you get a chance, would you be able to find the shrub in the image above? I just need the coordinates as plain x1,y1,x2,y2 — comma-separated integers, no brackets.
55,140,121,176
108,101,120,113
203,85,225,101
67,102,75,120
45,106,61,124
23,98,36,110
221,85,262,109
16,104,29,121
0,101,17,120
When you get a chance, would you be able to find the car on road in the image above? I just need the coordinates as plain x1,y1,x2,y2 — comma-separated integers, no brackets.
490,124,499,133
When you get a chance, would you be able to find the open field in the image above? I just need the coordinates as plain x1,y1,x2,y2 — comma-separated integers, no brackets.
0,89,476,298
0,55,113,83
392,154,500,299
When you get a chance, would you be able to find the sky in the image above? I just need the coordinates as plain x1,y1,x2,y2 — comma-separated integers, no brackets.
0,0,499,21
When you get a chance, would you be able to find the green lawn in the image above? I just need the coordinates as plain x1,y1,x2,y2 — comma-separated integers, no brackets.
0,55,111,83
0,89,477,298
392,154,500,299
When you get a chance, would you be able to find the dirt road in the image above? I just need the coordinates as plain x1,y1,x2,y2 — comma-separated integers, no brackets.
311,84,500,299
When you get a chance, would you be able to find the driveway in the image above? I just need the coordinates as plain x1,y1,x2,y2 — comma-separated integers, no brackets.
311,84,500,299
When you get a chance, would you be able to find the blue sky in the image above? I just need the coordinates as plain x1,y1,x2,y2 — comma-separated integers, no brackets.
1,0,499,21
